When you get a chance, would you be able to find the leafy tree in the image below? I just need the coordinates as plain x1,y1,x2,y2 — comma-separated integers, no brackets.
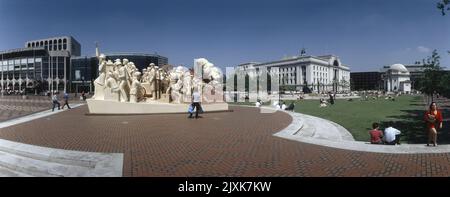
418,50,444,102
437,0,450,15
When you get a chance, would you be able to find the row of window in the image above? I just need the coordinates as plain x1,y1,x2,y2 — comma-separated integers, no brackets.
28,38,68,51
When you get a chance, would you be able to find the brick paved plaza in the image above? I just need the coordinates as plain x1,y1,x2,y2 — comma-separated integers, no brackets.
0,95,84,122
1,103,450,177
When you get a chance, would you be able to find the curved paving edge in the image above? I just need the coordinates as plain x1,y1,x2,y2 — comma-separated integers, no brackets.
234,105,450,154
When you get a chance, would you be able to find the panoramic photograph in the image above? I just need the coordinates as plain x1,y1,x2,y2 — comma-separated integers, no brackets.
0,0,450,194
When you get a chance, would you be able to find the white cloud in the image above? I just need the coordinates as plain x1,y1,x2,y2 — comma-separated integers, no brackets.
417,46,431,53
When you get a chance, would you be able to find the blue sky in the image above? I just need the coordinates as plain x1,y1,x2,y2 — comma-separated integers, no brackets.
0,0,449,71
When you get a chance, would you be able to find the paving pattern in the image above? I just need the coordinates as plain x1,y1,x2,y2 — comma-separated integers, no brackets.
0,95,84,122
1,104,450,177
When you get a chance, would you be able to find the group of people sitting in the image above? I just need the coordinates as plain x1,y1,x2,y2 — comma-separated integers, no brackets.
369,122,401,145
255,100,295,111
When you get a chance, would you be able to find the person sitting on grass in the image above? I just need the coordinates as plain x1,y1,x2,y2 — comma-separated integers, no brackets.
285,102,295,111
255,99,262,107
319,98,327,108
369,122,383,144
383,124,401,145
281,102,287,110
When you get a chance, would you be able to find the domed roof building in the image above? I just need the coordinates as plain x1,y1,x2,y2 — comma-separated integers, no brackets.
383,63,411,93
390,64,409,73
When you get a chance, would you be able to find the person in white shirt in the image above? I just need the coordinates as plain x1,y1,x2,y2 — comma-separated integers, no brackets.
383,126,401,145
273,101,279,108
189,89,202,119
255,101,261,107
281,102,287,110
52,94,60,112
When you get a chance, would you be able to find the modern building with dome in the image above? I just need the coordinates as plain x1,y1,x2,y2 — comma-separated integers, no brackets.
382,64,411,93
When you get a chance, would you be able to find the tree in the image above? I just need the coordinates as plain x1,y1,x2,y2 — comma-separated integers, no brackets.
418,50,444,102
340,78,350,92
437,0,450,15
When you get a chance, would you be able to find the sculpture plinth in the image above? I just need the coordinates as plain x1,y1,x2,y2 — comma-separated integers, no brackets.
87,49,228,114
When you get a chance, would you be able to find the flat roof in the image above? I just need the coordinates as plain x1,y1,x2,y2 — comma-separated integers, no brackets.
0,47,48,59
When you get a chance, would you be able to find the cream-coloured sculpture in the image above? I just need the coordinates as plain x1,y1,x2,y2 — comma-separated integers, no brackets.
118,61,130,102
104,71,120,101
89,46,228,114
130,72,143,103
93,54,107,100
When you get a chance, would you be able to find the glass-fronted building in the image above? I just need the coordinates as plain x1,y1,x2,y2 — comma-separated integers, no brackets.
1,36,169,94
1,36,79,94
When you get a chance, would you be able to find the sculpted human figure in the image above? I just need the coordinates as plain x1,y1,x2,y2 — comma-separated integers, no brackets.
105,72,119,91
159,68,169,95
170,79,183,104
93,54,107,99
118,62,130,102
113,59,122,71
166,70,178,99
130,72,142,103
181,72,193,102
147,64,157,100
141,68,148,83
154,66,161,99
105,59,115,73
104,71,120,101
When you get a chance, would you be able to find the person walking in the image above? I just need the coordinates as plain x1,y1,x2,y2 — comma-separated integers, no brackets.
424,102,443,146
189,89,202,119
61,92,71,109
81,91,86,101
51,94,60,111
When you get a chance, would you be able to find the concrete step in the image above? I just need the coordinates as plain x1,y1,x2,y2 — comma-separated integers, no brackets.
0,166,32,177
0,149,94,177
297,122,316,137
0,139,123,177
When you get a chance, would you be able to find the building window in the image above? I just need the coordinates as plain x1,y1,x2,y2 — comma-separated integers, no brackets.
63,38,67,50
53,40,57,50
58,39,62,50
40,41,43,47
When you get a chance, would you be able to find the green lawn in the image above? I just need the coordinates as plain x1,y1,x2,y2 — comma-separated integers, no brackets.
229,95,448,143
292,96,428,142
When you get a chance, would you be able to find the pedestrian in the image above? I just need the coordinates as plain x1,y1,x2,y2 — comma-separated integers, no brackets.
424,102,443,146
188,88,202,119
61,92,71,109
52,94,60,111
81,91,86,101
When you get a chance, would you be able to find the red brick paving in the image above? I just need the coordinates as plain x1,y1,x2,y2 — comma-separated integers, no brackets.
0,95,84,122
0,105,450,177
